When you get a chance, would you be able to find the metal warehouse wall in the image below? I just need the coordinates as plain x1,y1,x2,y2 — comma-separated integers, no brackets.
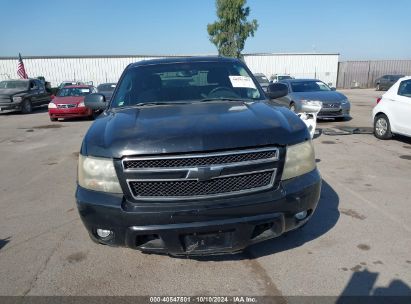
0,53,339,87
243,53,339,87
337,60,411,89
0,55,162,87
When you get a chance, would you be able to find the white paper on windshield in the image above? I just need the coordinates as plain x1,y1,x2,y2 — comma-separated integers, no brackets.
80,89,90,93
229,76,256,89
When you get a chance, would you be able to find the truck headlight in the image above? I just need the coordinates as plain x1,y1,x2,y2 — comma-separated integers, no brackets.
48,102,57,109
12,96,22,102
78,155,122,193
282,141,316,180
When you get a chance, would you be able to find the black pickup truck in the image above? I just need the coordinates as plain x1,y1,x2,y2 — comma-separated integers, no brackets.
76,57,321,256
0,79,51,113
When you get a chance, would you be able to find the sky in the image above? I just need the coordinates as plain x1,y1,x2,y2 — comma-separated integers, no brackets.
0,0,410,60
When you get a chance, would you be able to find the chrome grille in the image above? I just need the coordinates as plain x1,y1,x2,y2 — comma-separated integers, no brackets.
129,171,274,198
122,147,279,200
123,148,278,170
0,96,11,103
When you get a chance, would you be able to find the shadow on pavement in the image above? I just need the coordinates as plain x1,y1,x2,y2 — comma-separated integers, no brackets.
0,237,11,251
192,179,339,261
336,269,411,303
394,134,411,146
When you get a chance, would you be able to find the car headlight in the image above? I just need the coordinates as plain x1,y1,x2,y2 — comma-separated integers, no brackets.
300,100,322,113
13,96,22,102
282,141,316,180
78,101,85,107
78,154,122,193
48,102,57,109
341,99,349,104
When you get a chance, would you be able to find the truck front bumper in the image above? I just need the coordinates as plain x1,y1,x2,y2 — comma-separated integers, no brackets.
76,169,321,256
0,102,21,113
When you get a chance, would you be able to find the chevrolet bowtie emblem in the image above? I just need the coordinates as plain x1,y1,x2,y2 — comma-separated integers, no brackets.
186,166,223,181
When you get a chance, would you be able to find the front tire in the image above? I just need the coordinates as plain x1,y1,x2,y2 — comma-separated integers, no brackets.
50,117,57,122
21,100,32,114
374,114,392,139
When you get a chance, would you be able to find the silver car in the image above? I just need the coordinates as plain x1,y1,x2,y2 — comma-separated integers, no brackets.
272,79,351,120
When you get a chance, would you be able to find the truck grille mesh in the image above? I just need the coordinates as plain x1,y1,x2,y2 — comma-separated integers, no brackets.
128,171,273,198
123,150,277,169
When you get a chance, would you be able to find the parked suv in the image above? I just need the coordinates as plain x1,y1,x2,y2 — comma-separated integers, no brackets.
77,57,321,256
0,79,51,113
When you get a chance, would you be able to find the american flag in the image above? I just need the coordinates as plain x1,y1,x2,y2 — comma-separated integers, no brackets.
17,53,28,79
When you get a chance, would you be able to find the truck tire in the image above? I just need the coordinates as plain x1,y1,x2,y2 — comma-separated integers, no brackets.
21,99,33,114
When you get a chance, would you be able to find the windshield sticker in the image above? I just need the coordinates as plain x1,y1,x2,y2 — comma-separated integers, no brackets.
80,89,90,93
229,76,256,89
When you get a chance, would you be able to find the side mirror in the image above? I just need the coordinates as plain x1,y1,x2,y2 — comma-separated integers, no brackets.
266,83,289,99
85,93,107,110
330,87,336,91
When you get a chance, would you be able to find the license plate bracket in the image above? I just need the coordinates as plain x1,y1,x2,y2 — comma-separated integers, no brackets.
183,230,233,253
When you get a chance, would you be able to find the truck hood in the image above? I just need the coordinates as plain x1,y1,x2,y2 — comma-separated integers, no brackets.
0,88,27,97
290,91,347,103
82,100,310,158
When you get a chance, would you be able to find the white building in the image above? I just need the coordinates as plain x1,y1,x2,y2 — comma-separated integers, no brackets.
0,53,339,87
243,53,339,87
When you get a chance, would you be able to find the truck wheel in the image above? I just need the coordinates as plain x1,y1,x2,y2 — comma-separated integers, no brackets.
374,114,392,139
21,100,33,114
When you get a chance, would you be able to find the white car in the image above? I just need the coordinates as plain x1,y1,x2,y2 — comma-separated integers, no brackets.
372,76,411,139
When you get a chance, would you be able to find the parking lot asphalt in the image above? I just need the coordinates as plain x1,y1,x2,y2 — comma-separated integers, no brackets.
0,89,411,297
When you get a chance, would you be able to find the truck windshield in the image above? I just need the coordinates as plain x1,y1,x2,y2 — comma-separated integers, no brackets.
278,76,292,81
0,81,28,89
57,87,92,97
110,61,264,108
97,83,116,92
254,75,269,84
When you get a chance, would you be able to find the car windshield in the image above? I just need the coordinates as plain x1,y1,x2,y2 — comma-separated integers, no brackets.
278,76,292,81
291,81,331,92
110,61,263,108
97,83,116,92
254,75,269,84
57,87,92,97
0,80,28,89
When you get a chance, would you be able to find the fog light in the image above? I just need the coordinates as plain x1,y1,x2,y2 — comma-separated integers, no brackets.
96,229,112,238
295,210,308,220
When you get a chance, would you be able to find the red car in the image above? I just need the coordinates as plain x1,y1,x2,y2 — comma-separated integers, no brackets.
48,85,97,121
